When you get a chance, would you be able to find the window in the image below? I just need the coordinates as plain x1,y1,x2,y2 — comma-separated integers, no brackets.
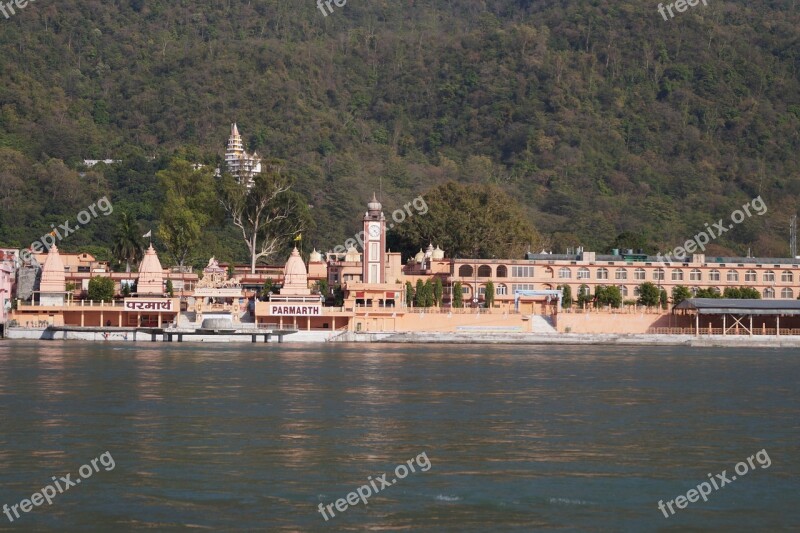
619,285,628,297
781,288,794,299
478,265,492,277
615,268,627,280
478,286,486,295
690,269,702,281
462,286,470,294
512,284,535,293
597,268,609,280
672,269,684,281
634,268,646,280
745,270,757,282
577,267,590,279
727,270,739,282
496,265,508,278
709,269,720,281
496,284,508,296
559,267,572,279
763,270,775,282
633,286,641,297
782,271,793,283
512,266,534,278
763,287,775,299
459,265,473,277
653,268,665,281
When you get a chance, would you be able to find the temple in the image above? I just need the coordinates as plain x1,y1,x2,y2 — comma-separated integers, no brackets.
5,194,800,340
225,123,262,185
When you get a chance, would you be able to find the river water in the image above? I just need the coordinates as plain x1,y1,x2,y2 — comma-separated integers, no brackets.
0,340,797,531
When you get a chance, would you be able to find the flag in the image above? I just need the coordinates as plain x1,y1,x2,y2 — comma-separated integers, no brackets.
143,230,152,239
294,234,302,241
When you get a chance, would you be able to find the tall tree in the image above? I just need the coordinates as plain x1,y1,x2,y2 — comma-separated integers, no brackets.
390,182,544,259
156,159,216,268
485,280,495,308
111,212,143,272
452,281,464,308
218,160,309,274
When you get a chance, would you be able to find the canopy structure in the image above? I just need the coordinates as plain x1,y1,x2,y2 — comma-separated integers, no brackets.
674,298,800,335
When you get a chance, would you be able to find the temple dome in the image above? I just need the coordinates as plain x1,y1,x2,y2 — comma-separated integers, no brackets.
432,245,445,260
40,245,66,293
309,248,323,263
345,246,361,263
138,244,164,295
281,247,311,296
367,192,382,212
414,249,425,264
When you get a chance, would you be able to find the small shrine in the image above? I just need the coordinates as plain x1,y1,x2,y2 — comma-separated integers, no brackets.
193,257,246,324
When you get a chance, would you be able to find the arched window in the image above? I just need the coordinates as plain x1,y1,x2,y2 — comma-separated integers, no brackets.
458,265,473,277
781,287,793,299
709,269,720,281
497,284,508,296
672,269,684,281
578,267,590,279
782,271,793,283
727,270,739,282
496,265,508,278
597,268,609,280
615,268,627,280
478,265,492,278
763,287,775,299
619,285,628,297
559,267,572,279
690,269,702,281
745,270,757,282
634,268,646,280
763,270,775,282
653,268,665,281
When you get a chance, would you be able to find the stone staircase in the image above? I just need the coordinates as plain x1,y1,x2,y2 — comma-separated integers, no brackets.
530,315,557,334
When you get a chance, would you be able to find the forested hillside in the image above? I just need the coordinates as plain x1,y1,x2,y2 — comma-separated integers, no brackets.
0,0,799,266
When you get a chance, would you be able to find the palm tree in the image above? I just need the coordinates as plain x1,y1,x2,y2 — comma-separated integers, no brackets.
112,212,143,272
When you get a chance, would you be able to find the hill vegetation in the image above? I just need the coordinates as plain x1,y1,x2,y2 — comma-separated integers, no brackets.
0,0,799,267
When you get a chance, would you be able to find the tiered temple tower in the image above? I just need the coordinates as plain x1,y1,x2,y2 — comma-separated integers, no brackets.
225,123,262,185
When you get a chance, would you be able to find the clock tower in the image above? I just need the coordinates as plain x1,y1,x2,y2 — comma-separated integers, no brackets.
363,193,386,284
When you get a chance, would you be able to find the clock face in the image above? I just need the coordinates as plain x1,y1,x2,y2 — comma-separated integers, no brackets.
368,223,381,238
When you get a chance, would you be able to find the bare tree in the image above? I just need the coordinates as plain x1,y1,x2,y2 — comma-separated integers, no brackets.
218,160,304,274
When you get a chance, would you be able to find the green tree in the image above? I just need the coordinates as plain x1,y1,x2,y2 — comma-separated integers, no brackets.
559,285,573,308
423,279,434,307
315,279,329,297
333,284,345,307
88,276,115,302
723,287,760,299
165,279,174,297
433,277,443,307
672,285,692,306
452,281,464,308
637,282,661,307
111,212,143,273
485,280,495,308
694,287,721,298
405,281,415,307
660,289,669,310
156,159,216,267
577,284,591,308
605,286,623,308
260,278,274,301
390,181,543,260
414,279,426,307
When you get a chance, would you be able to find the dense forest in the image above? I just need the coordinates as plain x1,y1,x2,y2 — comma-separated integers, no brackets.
0,0,799,268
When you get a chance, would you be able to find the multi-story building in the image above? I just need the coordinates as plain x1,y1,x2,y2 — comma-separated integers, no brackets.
0,249,17,332
224,123,262,185
446,250,800,308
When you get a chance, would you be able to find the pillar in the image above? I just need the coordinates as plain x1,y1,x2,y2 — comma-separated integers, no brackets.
777,315,780,336
118,312,122,327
